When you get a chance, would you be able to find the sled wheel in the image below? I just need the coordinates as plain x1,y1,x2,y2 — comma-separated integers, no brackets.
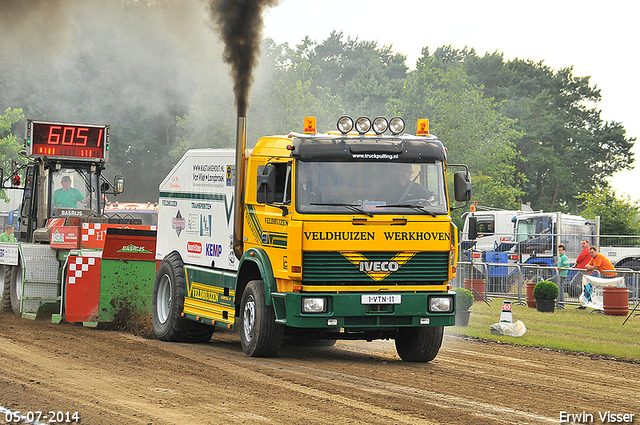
395,326,444,362
240,280,283,357
152,252,213,343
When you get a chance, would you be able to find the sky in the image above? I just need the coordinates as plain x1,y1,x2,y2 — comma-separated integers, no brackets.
263,0,639,202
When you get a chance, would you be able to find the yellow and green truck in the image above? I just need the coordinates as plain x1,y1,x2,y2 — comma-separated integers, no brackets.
153,116,471,361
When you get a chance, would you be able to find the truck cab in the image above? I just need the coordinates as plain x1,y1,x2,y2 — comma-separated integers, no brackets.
153,115,472,362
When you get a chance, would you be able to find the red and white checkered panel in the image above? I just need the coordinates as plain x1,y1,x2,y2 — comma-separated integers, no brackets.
65,255,102,323
67,256,101,284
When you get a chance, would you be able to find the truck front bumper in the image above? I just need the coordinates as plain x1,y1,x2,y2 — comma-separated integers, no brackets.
270,291,455,328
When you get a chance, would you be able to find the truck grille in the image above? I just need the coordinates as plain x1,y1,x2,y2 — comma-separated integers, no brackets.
302,251,449,284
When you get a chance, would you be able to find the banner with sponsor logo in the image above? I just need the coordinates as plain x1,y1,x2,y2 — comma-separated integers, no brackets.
579,274,625,310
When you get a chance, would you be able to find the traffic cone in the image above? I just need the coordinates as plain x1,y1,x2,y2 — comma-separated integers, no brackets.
500,300,514,323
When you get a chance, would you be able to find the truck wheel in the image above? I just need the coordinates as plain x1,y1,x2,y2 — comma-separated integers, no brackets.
240,280,284,357
1,266,12,313
152,252,214,343
9,263,23,315
395,326,444,362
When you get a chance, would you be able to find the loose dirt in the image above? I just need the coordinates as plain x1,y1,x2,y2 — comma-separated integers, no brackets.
1,312,638,425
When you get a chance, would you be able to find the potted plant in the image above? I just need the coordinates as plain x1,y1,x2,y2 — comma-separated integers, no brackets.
454,287,474,326
533,280,559,313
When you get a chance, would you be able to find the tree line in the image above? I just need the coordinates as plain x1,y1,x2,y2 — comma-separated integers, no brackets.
0,2,637,233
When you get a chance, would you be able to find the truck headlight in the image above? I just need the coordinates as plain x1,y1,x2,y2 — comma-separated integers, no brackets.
302,297,327,313
429,296,453,313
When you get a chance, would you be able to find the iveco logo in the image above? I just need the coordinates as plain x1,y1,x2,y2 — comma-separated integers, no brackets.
359,261,399,273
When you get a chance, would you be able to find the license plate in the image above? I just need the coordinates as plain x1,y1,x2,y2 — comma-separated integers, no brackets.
361,294,401,305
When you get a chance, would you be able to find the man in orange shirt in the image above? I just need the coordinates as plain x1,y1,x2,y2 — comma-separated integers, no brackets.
585,246,617,277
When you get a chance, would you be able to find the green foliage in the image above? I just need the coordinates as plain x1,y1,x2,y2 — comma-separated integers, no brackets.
464,54,635,211
533,280,559,300
306,30,407,118
0,107,26,201
578,186,640,236
454,288,474,311
395,53,524,209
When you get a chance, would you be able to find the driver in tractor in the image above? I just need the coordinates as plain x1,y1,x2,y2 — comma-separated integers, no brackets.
52,175,91,208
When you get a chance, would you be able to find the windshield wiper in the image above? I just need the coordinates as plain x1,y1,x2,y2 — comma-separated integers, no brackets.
384,204,438,217
310,202,373,217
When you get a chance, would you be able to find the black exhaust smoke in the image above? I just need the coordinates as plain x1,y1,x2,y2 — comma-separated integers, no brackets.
208,0,279,258
208,0,279,117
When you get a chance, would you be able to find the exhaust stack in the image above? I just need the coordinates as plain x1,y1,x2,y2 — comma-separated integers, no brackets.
233,116,247,260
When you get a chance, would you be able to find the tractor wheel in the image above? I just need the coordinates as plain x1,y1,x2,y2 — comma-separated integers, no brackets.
9,262,23,315
1,266,12,313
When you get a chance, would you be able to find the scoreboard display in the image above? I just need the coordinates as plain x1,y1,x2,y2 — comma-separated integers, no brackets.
26,120,109,162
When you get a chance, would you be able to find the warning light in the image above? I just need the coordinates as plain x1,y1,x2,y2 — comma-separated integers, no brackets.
470,204,476,212
416,119,429,136
11,175,21,187
304,117,316,134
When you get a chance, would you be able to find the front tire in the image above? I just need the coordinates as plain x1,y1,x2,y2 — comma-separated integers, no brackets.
395,326,444,362
1,265,12,313
240,280,283,357
9,263,23,315
152,252,214,343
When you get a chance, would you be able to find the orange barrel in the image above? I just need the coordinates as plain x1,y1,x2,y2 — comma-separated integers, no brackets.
602,287,629,316
526,281,537,308
464,278,486,301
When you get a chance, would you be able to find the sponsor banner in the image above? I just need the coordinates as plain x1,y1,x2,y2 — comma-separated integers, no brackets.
0,243,19,266
579,275,626,310
51,226,80,249
101,232,156,261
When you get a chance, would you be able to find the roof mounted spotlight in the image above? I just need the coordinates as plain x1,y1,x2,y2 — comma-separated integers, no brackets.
337,116,354,134
355,117,371,134
389,117,405,135
372,117,388,135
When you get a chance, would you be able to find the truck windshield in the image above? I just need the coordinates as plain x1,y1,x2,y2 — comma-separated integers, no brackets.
515,217,552,242
296,161,447,215
49,167,101,217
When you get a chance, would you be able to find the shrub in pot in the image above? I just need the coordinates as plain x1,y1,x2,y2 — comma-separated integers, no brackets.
454,288,474,326
533,280,558,313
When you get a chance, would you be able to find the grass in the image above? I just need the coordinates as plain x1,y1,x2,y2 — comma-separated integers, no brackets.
446,299,640,361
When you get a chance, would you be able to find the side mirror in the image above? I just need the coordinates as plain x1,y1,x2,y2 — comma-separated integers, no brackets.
454,171,471,202
256,164,276,204
468,216,478,240
114,175,125,194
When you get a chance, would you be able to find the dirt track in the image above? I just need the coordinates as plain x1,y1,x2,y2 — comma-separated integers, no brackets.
1,312,639,425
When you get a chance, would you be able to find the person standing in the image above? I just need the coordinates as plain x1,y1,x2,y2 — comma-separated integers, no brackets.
568,239,590,296
585,246,617,277
575,239,590,269
557,244,570,279
556,244,571,302
0,225,16,242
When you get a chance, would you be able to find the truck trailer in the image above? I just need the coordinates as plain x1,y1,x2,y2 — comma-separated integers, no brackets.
152,116,471,362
